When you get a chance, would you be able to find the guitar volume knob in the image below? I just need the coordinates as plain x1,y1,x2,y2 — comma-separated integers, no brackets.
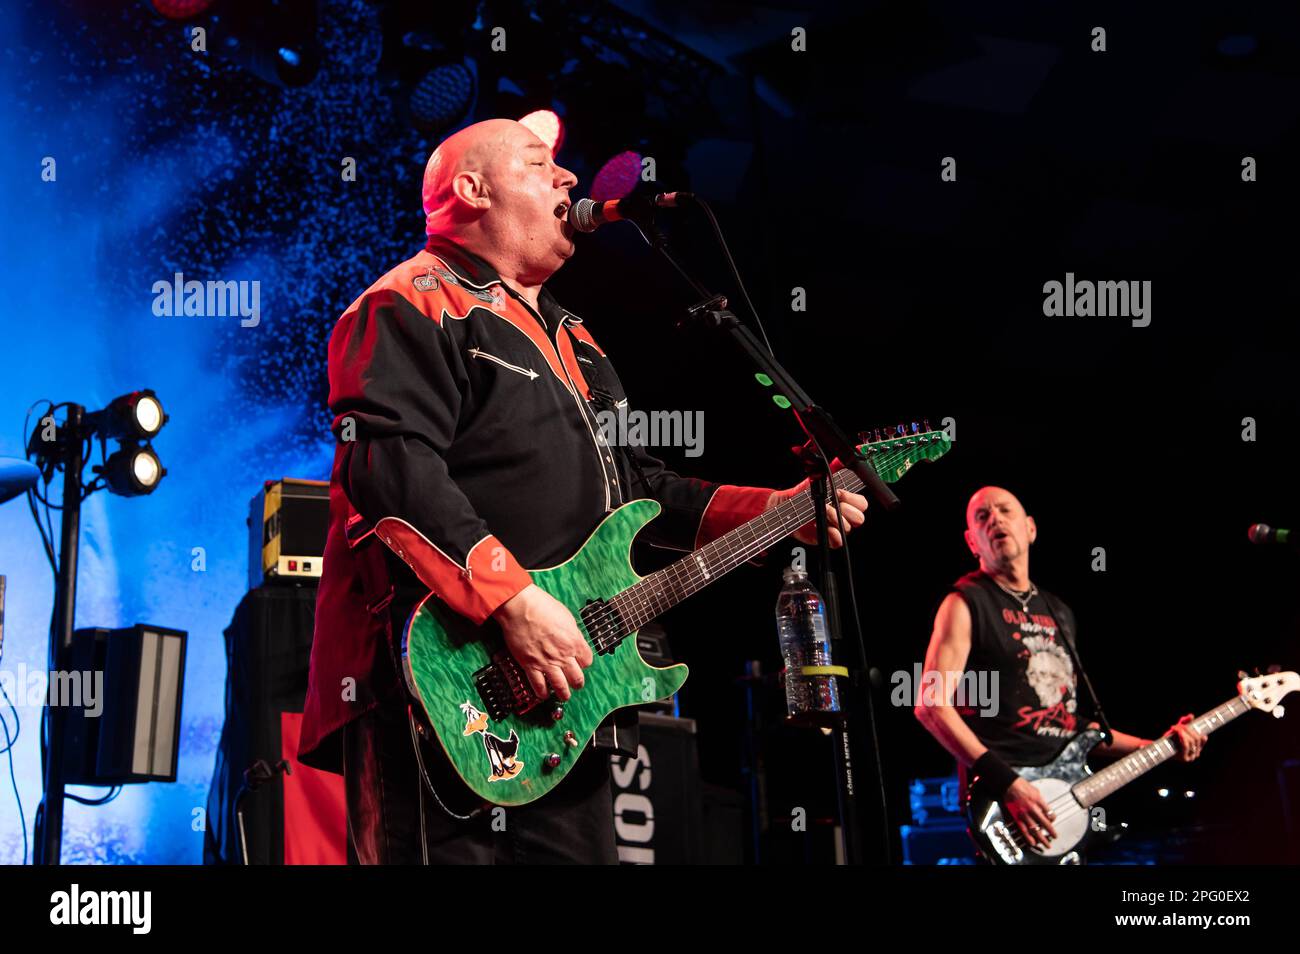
543,753,562,770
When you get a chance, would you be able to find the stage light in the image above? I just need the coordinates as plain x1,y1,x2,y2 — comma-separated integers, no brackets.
211,0,321,88
64,624,188,785
519,109,564,154
260,40,320,88
92,390,168,441
98,444,166,498
409,62,475,132
591,150,643,202
24,390,172,863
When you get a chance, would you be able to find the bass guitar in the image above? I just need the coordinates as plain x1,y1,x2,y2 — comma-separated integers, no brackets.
967,670,1298,864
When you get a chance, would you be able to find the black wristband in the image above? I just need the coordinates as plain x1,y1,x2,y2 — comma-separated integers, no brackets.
972,750,1019,797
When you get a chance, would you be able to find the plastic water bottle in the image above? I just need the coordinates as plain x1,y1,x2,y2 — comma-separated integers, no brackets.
775,567,840,725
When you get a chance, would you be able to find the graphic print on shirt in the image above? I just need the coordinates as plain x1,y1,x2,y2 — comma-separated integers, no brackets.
413,265,440,292
460,702,525,782
1005,608,1077,738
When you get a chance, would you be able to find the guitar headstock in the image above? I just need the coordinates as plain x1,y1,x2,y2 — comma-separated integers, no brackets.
1240,670,1299,718
856,420,952,484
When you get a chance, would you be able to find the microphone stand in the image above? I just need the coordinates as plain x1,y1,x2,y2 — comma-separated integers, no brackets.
626,205,898,864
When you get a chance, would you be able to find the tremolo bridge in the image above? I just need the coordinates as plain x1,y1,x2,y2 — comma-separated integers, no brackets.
474,651,539,721
473,598,626,720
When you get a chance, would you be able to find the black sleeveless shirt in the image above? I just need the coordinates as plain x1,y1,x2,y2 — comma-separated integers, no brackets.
953,571,1088,767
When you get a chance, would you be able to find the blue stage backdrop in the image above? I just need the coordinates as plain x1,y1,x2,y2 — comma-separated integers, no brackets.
8,0,1297,869
0,0,434,863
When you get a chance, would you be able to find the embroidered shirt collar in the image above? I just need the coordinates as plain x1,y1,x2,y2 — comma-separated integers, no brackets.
424,235,577,331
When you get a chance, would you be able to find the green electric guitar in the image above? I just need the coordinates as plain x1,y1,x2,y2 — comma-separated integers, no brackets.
402,425,951,806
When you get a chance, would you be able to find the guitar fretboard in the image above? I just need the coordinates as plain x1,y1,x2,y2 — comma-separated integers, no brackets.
1071,696,1249,806
607,467,864,634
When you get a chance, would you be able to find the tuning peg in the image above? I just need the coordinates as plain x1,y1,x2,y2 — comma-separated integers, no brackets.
922,418,931,432
1238,670,1249,681
911,421,920,434
1274,706,1286,719
1268,664,1282,674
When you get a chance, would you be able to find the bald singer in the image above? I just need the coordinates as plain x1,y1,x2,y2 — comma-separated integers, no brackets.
297,118,867,864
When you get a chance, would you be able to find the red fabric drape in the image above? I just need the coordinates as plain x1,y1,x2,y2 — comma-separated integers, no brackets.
281,711,347,865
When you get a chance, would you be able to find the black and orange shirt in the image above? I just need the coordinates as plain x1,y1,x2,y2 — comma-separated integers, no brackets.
299,236,774,769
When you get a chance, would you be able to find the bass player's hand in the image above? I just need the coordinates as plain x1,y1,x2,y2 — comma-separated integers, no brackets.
492,584,593,701
1002,776,1058,850
1162,713,1208,762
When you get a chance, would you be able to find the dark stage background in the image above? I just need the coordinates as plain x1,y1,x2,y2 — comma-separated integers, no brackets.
1,0,1297,863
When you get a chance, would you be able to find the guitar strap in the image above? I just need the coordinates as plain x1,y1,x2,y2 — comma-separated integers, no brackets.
1037,589,1114,745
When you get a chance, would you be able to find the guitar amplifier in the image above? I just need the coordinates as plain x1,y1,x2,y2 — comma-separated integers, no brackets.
899,821,978,865
899,774,978,865
610,712,705,864
205,586,347,865
248,479,329,590
907,774,964,825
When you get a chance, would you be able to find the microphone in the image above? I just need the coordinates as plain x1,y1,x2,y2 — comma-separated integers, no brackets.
567,192,692,233
1248,523,1298,548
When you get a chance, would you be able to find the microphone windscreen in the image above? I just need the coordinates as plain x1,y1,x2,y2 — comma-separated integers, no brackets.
568,198,599,234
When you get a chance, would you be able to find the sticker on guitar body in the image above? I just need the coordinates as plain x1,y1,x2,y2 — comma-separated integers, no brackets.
460,702,525,782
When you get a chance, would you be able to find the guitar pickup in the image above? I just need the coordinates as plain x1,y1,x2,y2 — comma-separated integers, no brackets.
473,652,541,720
580,598,626,656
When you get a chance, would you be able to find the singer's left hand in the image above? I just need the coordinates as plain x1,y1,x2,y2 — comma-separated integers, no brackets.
766,484,867,548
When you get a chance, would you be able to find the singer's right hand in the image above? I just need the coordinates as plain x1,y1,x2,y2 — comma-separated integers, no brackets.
492,584,592,701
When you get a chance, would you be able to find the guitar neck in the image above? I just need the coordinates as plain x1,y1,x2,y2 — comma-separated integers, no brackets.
608,467,864,632
1071,696,1250,806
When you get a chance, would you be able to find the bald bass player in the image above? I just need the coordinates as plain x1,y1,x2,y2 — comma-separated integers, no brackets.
914,486,1207,855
